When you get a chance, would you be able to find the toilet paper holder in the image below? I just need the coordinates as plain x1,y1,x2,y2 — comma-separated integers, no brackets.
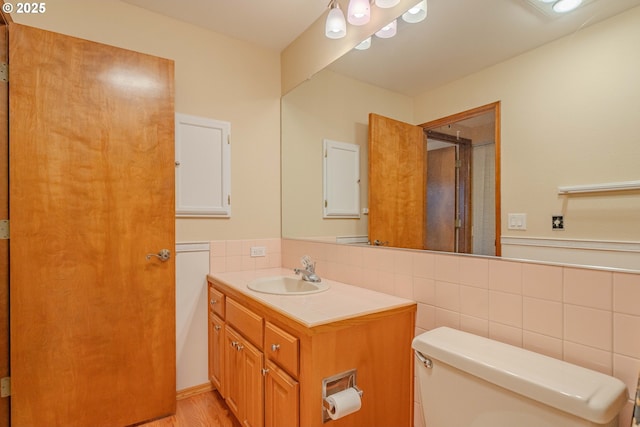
322,368,363,422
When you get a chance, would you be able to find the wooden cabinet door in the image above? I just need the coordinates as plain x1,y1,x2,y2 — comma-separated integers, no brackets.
209,313,225,394
9,24,175,427
241,339,264,427
224,326,243,419
265,361,299,427
368,113,427,249
225,325,265,427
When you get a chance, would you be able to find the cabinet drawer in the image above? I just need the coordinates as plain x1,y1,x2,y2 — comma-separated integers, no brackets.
226,298,263,349
209,285,225,319
265,322,299,378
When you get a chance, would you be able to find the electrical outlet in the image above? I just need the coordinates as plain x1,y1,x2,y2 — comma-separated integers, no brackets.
552,215,564,230
250,246,267,257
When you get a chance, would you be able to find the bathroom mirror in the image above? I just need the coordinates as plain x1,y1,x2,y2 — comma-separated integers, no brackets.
281,0,640,270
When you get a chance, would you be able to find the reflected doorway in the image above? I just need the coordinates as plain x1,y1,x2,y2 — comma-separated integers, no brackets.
421,101,500,256
426,132,472,253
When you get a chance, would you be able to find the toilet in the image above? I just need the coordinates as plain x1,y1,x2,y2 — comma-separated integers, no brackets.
412,327,628,427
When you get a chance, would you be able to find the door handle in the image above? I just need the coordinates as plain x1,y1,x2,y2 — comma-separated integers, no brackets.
146,249,171,261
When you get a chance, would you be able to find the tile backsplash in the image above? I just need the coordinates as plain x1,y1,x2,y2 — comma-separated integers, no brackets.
210,237,640,427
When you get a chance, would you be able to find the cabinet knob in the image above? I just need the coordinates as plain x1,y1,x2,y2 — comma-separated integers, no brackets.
236,344,244,352
261,368,270,376
231,341,239,348
210,299,217,305
271,344,280,352
214,325,221,331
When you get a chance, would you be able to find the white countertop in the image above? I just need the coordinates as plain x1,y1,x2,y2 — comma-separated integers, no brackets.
208,268,415,328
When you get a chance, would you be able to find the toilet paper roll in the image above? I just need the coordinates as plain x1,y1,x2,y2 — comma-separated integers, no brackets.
326,388,362,420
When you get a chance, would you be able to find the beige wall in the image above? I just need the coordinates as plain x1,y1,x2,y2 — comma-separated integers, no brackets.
413,7,640,245
281,68,413,239
14,0,282,241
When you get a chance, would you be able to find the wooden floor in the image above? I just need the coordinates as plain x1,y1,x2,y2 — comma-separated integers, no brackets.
139,391,240,427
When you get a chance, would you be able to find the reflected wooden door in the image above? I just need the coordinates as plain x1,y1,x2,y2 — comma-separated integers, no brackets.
426,146,456,252
368,113,426,249
9,24,175,426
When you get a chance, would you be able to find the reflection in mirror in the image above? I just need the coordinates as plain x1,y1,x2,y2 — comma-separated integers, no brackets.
425,111,497,257
366,104,499,256
282,3,640,270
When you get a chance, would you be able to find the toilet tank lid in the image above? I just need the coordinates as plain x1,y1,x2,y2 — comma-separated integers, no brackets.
412,327,628,424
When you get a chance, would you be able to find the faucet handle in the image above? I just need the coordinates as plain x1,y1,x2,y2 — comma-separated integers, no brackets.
301,255,313,269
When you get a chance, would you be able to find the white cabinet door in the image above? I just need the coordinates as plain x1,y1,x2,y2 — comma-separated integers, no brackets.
323,139,360,218
175,113,231,217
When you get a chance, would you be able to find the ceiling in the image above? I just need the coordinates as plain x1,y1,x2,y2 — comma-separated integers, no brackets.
123,0,640,95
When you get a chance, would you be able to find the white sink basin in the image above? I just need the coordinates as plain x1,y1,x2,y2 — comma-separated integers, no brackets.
247,276,330,295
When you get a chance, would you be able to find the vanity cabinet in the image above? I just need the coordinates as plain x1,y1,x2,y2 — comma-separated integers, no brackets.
207,275,415,427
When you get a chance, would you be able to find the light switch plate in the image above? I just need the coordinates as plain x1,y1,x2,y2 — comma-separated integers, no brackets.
507,213,527,230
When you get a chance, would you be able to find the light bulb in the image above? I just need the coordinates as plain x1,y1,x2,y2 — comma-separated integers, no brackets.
325,1,347,39
402,0,427,24
354,37,372,50
348,0,370,25
375,19,397,39
375,0,400,8
552,0,583,13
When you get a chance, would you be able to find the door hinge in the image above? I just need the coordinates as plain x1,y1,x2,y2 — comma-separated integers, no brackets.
227,135,230,145
0,220,8,239
324,200,328,208
0,63,7,83
455,159,462,168
228,195,231,205
455,219,462,228
1,377,10,398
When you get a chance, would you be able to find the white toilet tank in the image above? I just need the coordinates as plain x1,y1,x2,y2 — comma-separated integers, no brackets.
412,327,628,427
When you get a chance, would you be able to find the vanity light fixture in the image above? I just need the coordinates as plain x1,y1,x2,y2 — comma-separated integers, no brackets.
402,0,427,23
552,0,583,13
347,0,371,25
325,0,347,39
325,0,427,41
375,19,397,38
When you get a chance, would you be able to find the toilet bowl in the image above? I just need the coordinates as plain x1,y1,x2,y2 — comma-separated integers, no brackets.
412,327,628,427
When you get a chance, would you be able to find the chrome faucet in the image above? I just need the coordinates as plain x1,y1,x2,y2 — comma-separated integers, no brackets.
294,255,321,283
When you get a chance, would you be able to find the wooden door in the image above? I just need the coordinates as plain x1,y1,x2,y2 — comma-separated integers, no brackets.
9,24,175,427
265,361,299,427
0,9,8,427
426,146,456,252
368,113,426,249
